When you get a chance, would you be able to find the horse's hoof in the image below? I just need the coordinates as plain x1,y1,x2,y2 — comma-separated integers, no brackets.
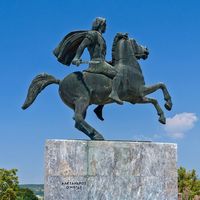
159,116,166,124
92,133,105,141
165,101,172,111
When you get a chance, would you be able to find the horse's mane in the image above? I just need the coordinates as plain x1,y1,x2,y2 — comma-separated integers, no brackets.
112,33,129,65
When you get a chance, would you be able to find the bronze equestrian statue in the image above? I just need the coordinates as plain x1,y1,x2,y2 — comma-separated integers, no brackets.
22,17,172,140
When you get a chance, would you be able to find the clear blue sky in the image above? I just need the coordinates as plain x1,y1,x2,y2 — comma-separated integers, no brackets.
0,0,200,184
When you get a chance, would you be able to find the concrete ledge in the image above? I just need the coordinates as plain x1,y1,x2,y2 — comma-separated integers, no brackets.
45,140,177,200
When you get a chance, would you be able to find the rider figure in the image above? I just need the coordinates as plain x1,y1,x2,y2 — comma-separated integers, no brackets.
72,17,123,105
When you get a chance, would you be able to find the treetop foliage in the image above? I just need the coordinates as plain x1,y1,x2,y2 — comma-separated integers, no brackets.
178,166,200,199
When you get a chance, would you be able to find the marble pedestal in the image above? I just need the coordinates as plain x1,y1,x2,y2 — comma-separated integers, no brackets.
45,140,177,200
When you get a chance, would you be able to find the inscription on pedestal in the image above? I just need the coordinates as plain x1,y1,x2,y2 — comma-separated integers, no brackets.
61,181,87,190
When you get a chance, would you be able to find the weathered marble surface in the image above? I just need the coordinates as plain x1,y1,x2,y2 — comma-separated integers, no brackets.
45,140,177,200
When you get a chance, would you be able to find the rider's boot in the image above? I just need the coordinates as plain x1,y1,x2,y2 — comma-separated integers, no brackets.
108,75,123,105
109,91,123,105
94,105,104,121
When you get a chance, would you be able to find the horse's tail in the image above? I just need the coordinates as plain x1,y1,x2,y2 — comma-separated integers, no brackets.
22,73,60,110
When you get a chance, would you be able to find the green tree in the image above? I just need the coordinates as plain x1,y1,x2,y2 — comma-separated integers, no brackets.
17,188,38,200
178,166,200,199
0,168,19,200
0,168,38,200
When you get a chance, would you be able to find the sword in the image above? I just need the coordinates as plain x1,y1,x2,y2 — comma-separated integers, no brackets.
72,60,101,66
80,60,101,65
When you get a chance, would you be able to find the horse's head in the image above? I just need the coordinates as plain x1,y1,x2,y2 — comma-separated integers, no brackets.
130,38,149,60
112,33,149,65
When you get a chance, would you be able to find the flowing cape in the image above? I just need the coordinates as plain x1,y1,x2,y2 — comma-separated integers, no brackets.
53,30,88,66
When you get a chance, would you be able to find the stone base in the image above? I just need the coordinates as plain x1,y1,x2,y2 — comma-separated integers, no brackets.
45,140,177,200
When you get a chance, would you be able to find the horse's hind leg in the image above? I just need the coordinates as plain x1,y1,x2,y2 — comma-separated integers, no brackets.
138,97,166,124
142,83,172,111
73,98,104,140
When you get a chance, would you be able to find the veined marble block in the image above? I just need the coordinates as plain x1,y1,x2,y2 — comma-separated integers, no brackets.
45,140,177,200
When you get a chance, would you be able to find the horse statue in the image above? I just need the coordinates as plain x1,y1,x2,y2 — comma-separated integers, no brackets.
22,33,172,140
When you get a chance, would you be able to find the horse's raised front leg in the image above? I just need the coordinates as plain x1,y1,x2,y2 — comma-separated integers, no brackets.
138,97,166,124
73,98,104,140
142,83,172,111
